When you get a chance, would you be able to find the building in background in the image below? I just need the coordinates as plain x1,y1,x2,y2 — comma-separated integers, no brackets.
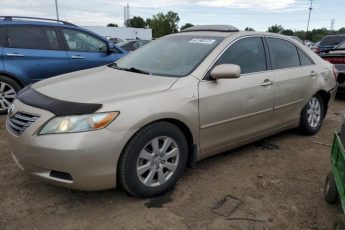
83,26,152,41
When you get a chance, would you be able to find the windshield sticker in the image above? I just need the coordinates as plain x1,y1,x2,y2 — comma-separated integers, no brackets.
189,39,216,45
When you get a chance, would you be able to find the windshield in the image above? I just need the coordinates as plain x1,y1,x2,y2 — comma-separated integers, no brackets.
115,35,224,77
320,35,345,46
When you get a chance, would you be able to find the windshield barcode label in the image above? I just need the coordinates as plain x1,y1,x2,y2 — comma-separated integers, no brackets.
189,39,216,44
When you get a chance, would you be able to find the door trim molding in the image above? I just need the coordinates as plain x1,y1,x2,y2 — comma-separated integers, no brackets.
274,99,304,110
200,108,273,129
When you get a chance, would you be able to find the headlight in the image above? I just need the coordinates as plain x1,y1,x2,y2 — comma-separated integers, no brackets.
39,112,119,135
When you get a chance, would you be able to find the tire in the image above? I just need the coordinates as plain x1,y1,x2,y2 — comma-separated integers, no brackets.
333,214,345,230
0,76,21,115
324,172,338,204
299,94,325,135
118,122,188,198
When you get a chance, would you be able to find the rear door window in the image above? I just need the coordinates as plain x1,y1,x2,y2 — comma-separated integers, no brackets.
6,26,61,50
0,26,5,47
267,37,300,69
214,37,267,74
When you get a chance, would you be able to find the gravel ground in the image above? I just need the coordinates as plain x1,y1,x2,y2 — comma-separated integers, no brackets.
1,96,345,230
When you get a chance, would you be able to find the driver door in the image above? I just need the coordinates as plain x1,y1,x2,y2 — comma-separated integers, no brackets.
61,28,119,72
199,36,275,156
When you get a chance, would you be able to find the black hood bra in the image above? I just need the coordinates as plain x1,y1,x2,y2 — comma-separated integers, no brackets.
16,86,102,116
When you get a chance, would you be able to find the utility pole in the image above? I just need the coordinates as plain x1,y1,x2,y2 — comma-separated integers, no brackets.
330,19,335,34
55,0,60,21
123,3,130,27
306,0,313,39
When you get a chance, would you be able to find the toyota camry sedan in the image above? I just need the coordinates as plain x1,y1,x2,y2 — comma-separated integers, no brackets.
6,25,337,198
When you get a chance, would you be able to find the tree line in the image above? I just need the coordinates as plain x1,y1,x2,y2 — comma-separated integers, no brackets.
107,11,345,42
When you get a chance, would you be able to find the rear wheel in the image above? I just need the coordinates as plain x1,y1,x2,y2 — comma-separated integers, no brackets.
299,94,324,135
324,172,338,204
0,76,21,115
118,122,188,198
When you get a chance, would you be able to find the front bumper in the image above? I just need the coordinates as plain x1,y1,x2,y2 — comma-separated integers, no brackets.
6,100,136,191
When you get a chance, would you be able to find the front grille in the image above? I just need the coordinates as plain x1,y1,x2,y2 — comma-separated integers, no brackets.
7,111,40,136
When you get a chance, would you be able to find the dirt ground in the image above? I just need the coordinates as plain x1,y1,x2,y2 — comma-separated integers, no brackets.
1,97,345,230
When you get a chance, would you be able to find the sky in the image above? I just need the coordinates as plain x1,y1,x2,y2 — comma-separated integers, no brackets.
0,0,344,32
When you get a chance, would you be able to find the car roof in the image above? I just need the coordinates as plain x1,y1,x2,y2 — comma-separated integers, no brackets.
176,29,299,41
0,16,76,28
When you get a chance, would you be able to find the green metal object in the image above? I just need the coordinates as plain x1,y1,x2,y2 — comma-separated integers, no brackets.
331,132,345,213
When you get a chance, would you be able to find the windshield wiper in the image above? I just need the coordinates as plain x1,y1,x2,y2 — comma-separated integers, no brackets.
112,63,151,75
125,67,151,75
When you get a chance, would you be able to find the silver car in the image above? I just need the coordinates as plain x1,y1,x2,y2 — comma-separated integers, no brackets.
6,25,337,197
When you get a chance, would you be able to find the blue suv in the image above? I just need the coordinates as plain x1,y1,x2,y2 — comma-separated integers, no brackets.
0,16,128,113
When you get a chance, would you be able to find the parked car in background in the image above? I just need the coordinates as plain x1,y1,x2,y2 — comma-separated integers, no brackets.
319,41,345,93
315,34,345,53
117,39,150,51
0,16,128,114
303,40,314,47
6,25,337,198
107,37,123,44
311,41,320,53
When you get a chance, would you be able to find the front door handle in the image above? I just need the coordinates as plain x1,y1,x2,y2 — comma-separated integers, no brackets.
261,79,273,87
6,53,24,57
71,55,85,59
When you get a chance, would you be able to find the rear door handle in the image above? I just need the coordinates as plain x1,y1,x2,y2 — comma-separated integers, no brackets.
6,53,24,57
71,55,85,59
309,71,318,77
261,79,273,87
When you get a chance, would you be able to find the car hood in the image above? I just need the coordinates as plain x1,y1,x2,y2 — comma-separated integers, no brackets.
32,66,178,104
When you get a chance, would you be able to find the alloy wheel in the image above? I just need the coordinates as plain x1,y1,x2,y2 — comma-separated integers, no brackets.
136,136,180,187
307,97,321,128
0,82,16,111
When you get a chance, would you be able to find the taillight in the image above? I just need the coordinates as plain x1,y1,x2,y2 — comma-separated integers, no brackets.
333,66,338,81
324,57,345,64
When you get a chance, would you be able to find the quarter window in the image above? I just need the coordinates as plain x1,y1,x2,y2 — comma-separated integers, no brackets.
0,26,5,47
6,26,60,50
214,37,267,74
297,49,313,66
62,29,107,53
267,37,300,69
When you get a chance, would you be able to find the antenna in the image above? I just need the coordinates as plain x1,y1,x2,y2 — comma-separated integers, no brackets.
306,0,313,39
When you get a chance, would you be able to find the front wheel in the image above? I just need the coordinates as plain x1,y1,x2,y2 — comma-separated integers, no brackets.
118,122,188,198
299,94,325,135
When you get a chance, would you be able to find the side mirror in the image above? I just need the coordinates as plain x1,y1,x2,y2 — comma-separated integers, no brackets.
210,64,241,80
107,42,118,54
